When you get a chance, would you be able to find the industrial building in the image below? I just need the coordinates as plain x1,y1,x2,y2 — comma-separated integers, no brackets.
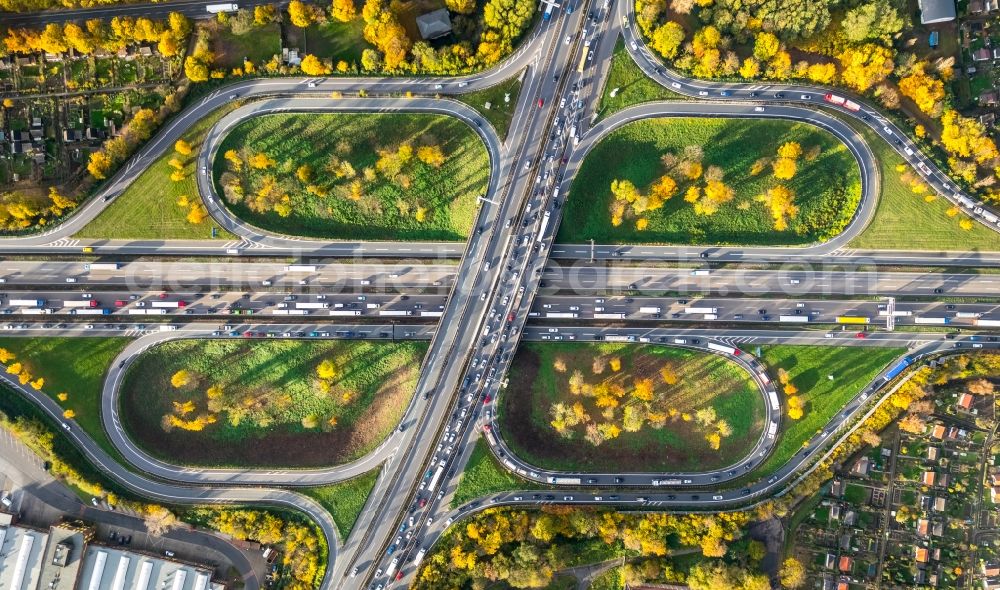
0,519,223,590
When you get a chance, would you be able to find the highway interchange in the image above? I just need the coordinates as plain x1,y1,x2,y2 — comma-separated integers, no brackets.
3,0,1000,588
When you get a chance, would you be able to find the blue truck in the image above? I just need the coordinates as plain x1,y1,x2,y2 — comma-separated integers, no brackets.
882,355,915,382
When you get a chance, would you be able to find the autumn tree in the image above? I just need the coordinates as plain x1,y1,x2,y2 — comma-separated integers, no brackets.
170,369,193,388
174,139,193,156
300,53,331,75
779,557,807,589
838,44,894,92
758,185,799,230
650,21,685,59
787,395,804,420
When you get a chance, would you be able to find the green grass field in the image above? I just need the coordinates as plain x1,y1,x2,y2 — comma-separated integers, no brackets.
213,113,488,241
120,339,427,468
76,105,238,240
561,117,861,245
213,23,282,69
302,470,379,540
756,345,905,476
846,118,1000,251
296,21,368,65
455,75,523,141
500,342,764,472
597,39,683,119
0,337,130,461
451,438,542,507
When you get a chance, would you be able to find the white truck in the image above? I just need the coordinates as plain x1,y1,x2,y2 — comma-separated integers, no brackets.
206,3,238,13
638,306,661,314
685,307,718,314
295,302,330,309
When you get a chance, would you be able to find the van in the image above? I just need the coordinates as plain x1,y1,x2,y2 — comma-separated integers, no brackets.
226,248,240,255
360,279,371,286
789,279,800,285
159,325,178,331
262,280,272,286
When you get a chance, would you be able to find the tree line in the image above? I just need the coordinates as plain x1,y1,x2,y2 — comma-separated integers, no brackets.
2,13,190,57
415,504,810,589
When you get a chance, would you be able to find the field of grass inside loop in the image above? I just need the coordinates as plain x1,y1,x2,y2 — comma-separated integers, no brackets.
212,112,489,241
562,116,862,246
119,338,427,468
499,342,765,473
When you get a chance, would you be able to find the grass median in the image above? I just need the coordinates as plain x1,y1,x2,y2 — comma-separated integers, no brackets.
120,338,427,468
845,117,1000,251
0,336,131,463
76,105,238,241
755,344,906,476
301,470,379,540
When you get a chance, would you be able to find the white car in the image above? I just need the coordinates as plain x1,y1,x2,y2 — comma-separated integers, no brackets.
698,90,709,96
754,106,765,112
671,82,681,89
629,41,637,50
564,35,571,44
433,84,443,89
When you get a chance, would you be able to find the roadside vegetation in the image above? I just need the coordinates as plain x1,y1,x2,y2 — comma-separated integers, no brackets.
562,117,861,245
756,344,905,476
451,439,542,507
597,39,683,119
633,0,1000,204
500,342,764,472
76,104,238,240
415,505,777,589
120,339,426,467
301,470,379,540
0,337,130,461
213,113,487,240
845,119,1000,251
455,75,523,141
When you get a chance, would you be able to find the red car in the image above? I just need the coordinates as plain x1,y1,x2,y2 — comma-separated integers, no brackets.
856,332,867,338
418,498,427,507
537,98,544,108
483,395,492,404
395,572,404,581
483,423,492,432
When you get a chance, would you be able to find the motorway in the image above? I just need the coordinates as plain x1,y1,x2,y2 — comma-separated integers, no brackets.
5,288,1000,328
3,0,1000,587
10,260,1000,296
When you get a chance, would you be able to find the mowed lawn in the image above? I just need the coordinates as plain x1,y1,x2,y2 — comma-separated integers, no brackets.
302,470,379,540
456,75,523,141
451,439,542,508
213,113,488,241
0,337,131,461
76,105,238,240
755,345,906,476
561,117,862,245
597,39,683,120
845,118,1000,251
119,339,427,468
500,342,765,472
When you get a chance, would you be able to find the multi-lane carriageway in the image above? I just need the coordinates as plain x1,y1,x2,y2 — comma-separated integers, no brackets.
3,289,1000,329
9,260,1000,297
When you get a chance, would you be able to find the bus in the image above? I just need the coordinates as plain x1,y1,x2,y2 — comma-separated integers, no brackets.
577,47,589,73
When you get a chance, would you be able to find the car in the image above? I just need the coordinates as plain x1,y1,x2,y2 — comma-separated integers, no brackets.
433,83,443,89
630,40,637,50
563,496,574,501
856,332,867,338
698,90,709,96
564,34,571,44
719,90,730,97
537,98,544,108
774,92,784,98
350,567,360,578
712,495,723,500
883,126,893,135
934,288,943,294
671,82,681,89
800,94,811,99
164,551,175,558
754,106,765,112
